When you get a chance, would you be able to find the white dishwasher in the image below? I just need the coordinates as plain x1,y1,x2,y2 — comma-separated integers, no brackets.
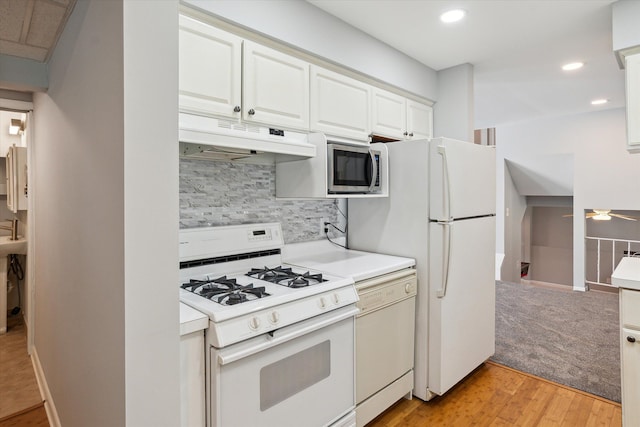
283,240,416,427
354,269,417,426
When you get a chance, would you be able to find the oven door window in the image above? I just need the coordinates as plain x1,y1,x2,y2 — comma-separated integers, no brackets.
214,316,354,427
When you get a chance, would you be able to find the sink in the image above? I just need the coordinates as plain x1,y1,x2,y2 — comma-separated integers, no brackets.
0,235,27,256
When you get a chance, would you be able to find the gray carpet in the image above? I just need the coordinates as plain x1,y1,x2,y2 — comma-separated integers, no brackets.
491,281,621,402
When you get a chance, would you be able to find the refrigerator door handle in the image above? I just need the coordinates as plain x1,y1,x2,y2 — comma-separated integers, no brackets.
436,221,452,298
437,145,452,221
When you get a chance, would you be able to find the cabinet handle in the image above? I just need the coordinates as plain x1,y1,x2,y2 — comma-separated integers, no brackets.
409,132,414,137
248,109,255,116
628,336,637,343
403,131,408,136
233,105,241,113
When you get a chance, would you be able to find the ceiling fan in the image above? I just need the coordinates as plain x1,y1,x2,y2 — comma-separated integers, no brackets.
563,209,638,221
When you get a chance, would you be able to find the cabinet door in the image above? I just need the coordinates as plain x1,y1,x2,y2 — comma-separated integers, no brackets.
622,328,640,426
371,88,406,139
310,66,371,141
243,41,309,130
179,15,242,118
407,99,433,140
626,53,640,152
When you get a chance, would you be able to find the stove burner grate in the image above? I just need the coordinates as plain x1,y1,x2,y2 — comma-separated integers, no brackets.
247,266,327,288
181,276,270,305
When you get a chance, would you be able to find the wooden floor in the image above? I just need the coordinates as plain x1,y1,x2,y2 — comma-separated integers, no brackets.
0,315,622,427
0,316,47,426
367,361,622,426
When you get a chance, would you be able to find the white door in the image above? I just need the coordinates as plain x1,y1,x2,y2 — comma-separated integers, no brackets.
429,137,496,221
178,15,242,118
310,65,371,141
371,88,406,140
243,41,310,130
406,100,433,140
428,215,496,396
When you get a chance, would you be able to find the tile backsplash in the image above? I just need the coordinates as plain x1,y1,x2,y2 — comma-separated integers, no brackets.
179,159,344,243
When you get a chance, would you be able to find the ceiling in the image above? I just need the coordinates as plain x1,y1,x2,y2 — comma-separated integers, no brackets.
0,0,76,62
307,0,624,129
0,0,625,130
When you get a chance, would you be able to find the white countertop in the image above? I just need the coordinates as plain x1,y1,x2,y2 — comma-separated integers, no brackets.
612,257,640,290
180,302,208,336
283,239,415,282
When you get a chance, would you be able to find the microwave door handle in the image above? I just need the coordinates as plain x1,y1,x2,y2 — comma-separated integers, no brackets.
368,150,377,192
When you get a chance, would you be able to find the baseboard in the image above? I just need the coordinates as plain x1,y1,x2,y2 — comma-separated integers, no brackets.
31,347,61,427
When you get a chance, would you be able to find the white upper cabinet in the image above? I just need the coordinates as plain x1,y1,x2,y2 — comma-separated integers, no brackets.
310,65,371,142
626,53,640,152
371,89,406,139
406,99,433,140
179,15,242,119
242,41,309,129
371,88,433,140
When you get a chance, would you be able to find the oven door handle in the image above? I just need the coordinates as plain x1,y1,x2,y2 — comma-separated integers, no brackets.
217,306,359,365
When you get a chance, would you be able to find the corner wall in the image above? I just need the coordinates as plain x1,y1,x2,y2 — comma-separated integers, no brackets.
32,1,126,425
31,0,180,425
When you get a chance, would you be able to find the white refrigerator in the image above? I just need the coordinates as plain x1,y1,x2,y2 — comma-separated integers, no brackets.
348,137,496,401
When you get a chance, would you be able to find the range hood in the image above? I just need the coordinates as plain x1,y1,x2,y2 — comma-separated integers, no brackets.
179,113,316,163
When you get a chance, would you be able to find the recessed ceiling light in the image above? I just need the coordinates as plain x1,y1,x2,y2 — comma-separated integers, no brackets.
591,99,608,105
562,62,584,71
440,9,466,23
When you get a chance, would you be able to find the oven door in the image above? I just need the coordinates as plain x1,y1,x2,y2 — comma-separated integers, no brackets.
210,306,357,427
327,143,380,193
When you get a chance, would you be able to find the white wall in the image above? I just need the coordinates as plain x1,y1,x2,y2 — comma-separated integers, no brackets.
0,54,48,92
497,107,640,290
32,1,180,426
529,206,573,286
183,0,438,101
434,63,474,141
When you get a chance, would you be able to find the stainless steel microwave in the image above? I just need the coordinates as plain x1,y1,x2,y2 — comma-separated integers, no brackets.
327,143,382,194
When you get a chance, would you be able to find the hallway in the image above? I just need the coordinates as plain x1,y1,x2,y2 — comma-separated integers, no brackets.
0,315,48,426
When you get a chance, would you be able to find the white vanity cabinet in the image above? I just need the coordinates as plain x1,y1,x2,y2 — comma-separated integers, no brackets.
179,15,310,131
371,88,433,140
310,65,371,142
179,15,242,119
626,53,640,152
242,41,310,129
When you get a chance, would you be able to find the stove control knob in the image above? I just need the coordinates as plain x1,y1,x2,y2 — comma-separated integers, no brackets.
332,293,340,305
318,297,327,309
249,316,261,330
268,311,280,324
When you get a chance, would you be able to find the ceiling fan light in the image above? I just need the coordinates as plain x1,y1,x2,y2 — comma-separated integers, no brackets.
593,213,611,221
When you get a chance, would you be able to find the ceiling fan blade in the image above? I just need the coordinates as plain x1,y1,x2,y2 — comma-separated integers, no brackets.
562,214,574,217
611,213,638,221
585,213,597,218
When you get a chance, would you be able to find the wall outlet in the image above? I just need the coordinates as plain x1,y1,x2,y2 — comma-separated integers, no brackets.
319,218,327,236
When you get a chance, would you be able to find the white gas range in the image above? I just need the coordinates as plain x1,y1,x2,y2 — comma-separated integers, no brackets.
179,223,358,427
